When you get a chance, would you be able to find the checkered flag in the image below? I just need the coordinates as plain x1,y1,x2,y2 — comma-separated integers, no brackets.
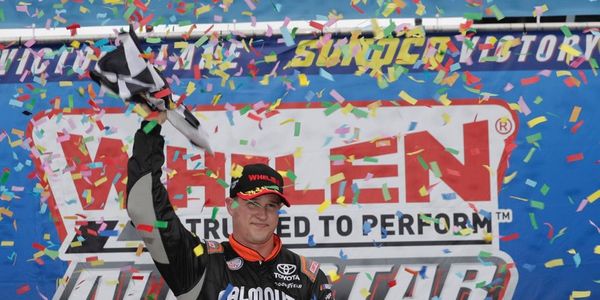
90,26,212,154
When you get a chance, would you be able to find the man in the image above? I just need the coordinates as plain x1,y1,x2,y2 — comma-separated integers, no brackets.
126,110,335,299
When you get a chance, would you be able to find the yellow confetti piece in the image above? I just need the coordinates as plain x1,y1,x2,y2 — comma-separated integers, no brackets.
270,98,282,111
231,164,244,178
418,185,428,197
59,81,73,87
341,103,354,114
569,291,591,300
174,41,189,49
105,280,119,285
567,248,577,255
544,258,564,268
44,234,50,240
527,116,547,128
317,199,331,213
70,241,82,248
442,112,451,124
556,70,573,77
335,196,346,205
459,227,473,236
186,81,196,95
1,241,14,246
135,243,144,256
439,94,452,106
193,244,204,256
399,90,417,105
327,173,345,185
360,288,371,298
264,54,278,63
133,104,149,118
90,259,105,267
94,176,108,187
328,270,340,282
195,4,211,16
293,147,303,158
594,245,600,254
569,106,582,123
587,189,600,203
33,250,45,259
279,118,296,125
508,102,521,111
559,43,582,57
259,74,270,85
503,171,518,184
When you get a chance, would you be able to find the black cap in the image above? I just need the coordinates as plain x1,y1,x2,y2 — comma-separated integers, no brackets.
229,163,290,207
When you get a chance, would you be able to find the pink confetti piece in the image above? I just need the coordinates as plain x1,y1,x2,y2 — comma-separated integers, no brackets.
330,89,345,103
244,0,256,10
576,199,588,212
589,220,600,233
503,82,514,92
518,96,531,116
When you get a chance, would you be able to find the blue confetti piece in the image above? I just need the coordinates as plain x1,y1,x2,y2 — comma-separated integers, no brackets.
525,178,537,187
479,209,491,220
172,150,180,162
220,283,234,300
395,210,404,219
305,90,315,102
362,220,372,235
418,266,428,279
443,248,452,254
277,209,287,215
408,121,417,131
308,234,316,247
280,26,295,46
573,253,581,268
226,110,235,126
99,230,119,237
319,68,335,81
381,227,388,239
338,180,346,198
339,249,348,260
522,264,536,272
442,193,456,200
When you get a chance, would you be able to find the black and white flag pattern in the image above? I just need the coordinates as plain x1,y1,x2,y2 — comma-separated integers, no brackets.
90,26,212,153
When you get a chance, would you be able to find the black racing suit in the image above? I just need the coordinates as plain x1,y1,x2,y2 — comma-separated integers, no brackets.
126,121,335,300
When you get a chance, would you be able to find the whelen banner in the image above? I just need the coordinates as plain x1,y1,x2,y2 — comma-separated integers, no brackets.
0,29,598,299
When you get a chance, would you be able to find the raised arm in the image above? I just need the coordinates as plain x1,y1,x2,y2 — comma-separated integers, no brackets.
126,118,208,297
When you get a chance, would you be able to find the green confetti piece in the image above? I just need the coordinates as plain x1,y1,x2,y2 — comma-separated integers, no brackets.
294,122,301,136
216,178,229,188
430,161,442,178
590,58,599,69
463,85,481,94
44,248,59,260
479,250,492,258
533,96,543,104
231,199,239,209
194,35,209,48
369,44,385,51
366,273,373,281
239,105,252,115
445,147,459,155
475,281,488,289
529,212,538,230
526,133,542,144
0,170,9,184
178,20,192,27
464,38,474,50
433,70,446,84
146,37,162,44
151,16,166,27
154,220,168,229
286,170,297,182
382,183,391,201
142,120,158,134
489,4,505,20
123,5,136,20
351,108,369,118
530,200,545,210
329,155,346,161
419,214,438,224
323,103,341,116
540,184,550,196
463,12,482,20
523,147,536,163
363,157,378,163
0,8,5,22
376,76,389,89
560,25,573,37
480,56,498,62
239,139,248,145
211,207,219,220
417,155,429,170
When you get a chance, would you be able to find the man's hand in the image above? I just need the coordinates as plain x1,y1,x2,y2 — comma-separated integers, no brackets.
139,103,167,124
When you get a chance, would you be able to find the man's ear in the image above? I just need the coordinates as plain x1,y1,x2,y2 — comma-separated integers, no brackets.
225,197,235,215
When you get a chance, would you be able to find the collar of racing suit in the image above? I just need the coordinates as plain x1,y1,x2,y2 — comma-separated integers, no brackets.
229,234,282,262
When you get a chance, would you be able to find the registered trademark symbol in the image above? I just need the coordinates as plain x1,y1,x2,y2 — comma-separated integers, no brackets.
495,118,513,135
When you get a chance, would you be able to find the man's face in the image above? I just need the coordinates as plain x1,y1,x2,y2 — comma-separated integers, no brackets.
226,193,282,247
